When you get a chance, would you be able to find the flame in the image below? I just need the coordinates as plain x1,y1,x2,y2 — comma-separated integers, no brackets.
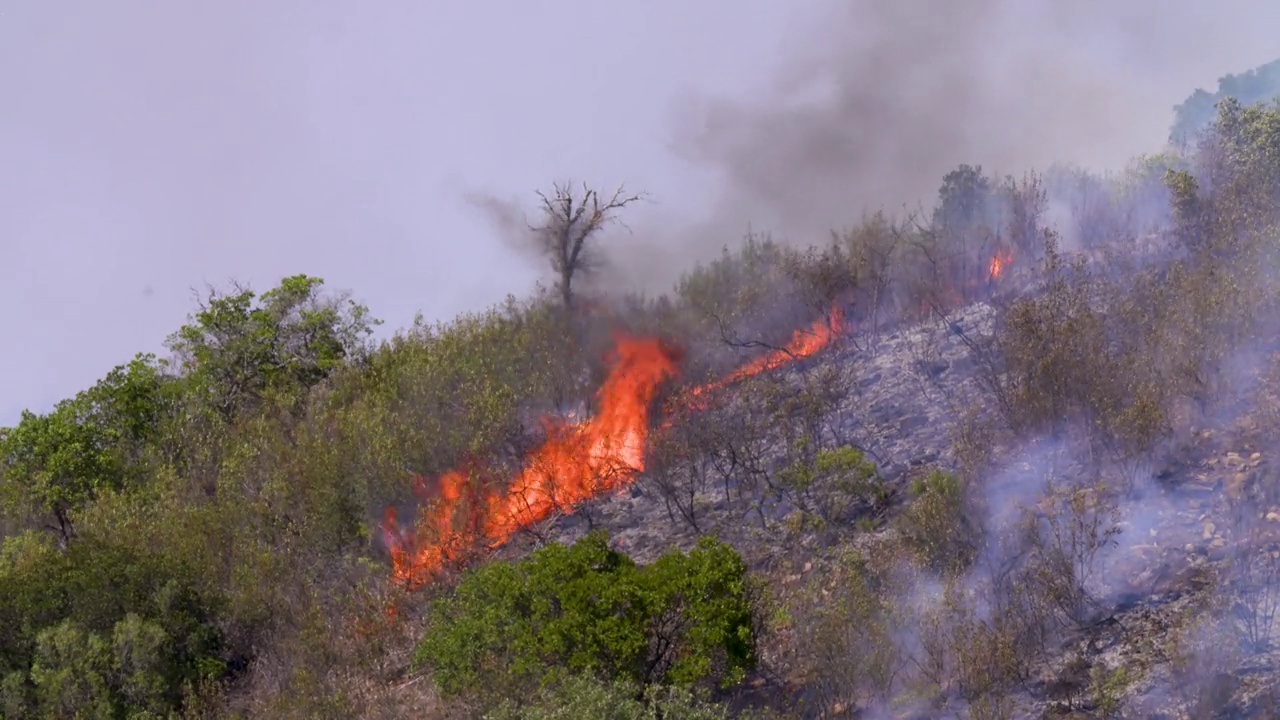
674,306,845,412
989,249,1014,280
383,334,680,589
381,307,845,590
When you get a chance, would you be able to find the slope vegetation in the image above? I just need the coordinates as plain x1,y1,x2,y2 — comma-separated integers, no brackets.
4,98,1280,718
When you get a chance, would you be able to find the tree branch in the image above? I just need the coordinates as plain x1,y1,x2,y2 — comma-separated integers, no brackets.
708,312,797,360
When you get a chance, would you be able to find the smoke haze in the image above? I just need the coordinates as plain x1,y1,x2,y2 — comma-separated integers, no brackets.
599,0,1280,293
3,0,1277,423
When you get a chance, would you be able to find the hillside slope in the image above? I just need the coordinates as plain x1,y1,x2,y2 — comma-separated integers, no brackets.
4,97,1280,719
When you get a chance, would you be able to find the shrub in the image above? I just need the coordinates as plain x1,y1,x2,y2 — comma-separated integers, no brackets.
776,443,887,526
412,531,756,702
899,470,979,576
0,530,227,719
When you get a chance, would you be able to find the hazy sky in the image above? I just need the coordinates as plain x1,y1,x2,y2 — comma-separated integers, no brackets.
2,1,1276,425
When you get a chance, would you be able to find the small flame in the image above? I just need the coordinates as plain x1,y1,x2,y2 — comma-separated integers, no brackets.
989,249,1014,280
381,308,845,590
674,306,844,413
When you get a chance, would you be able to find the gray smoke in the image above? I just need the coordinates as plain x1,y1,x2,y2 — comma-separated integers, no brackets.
599,0,1279,294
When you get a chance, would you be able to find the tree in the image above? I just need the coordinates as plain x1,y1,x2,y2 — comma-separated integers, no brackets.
0,531,227,719
531,183,643,312
932,164,996,235
1170,58,1280,144
166,275,380,420
0,354,171,546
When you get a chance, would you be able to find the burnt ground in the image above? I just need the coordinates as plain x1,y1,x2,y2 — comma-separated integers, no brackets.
482,298,1280,718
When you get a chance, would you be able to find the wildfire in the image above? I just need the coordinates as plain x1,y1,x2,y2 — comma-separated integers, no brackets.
383,335,680,589
381,308,846,590
989,249,1014,280
674,306,845,413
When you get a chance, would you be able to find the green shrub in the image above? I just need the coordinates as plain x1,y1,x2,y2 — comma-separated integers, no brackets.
0,531,227,719
899,470,979,575
412,531,756,702
776,443,887,525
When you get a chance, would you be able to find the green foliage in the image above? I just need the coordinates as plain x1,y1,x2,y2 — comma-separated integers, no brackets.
0,354,172,543
985,233,1175,468
412,531,756,702
675,236,790,331
166,274,380,420
335,293,585,502
672,235,805,373
933,164,996,233
1089,663,1130,717
785,547,901,715
777,443,886,524
899,470,979,575
0,530,226,719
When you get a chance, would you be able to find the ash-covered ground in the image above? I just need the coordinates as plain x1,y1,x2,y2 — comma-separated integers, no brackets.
488,293,1280,718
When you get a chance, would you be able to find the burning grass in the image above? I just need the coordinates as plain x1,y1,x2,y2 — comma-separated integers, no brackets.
380,308,853,589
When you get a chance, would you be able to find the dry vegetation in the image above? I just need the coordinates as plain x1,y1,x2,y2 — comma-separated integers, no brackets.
4,93,1280,720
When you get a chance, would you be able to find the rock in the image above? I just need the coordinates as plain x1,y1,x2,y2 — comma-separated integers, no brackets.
1208,537,1228,560
1203,522,1217,539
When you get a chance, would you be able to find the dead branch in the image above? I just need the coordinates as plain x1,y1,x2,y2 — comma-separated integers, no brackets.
529,182,645,310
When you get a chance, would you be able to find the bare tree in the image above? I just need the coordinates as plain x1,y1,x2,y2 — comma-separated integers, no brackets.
530,182,643,311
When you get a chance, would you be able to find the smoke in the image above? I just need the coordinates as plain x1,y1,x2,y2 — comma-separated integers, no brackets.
462,190,543,263
599,0,1279,294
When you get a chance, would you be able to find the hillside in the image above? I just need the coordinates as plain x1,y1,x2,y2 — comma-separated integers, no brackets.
1171,58,1280,145
4,96,1280,719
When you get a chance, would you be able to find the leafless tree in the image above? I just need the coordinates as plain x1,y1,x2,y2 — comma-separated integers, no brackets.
530,182,644,311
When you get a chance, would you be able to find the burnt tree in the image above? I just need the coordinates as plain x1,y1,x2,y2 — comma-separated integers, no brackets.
531,182,642,312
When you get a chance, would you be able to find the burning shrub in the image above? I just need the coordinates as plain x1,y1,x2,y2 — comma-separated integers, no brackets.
672,235,797,371
411,530,755,705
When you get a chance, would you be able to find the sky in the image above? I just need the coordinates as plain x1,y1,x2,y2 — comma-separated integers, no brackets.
2,1,1277,425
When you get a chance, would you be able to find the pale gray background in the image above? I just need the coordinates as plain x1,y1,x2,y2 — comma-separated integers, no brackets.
2,1,1276,425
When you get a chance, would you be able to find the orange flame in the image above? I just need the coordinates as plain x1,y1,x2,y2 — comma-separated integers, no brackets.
989,249,1014,280
381,308,845,590
674,306,845,413
383,334,680,589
